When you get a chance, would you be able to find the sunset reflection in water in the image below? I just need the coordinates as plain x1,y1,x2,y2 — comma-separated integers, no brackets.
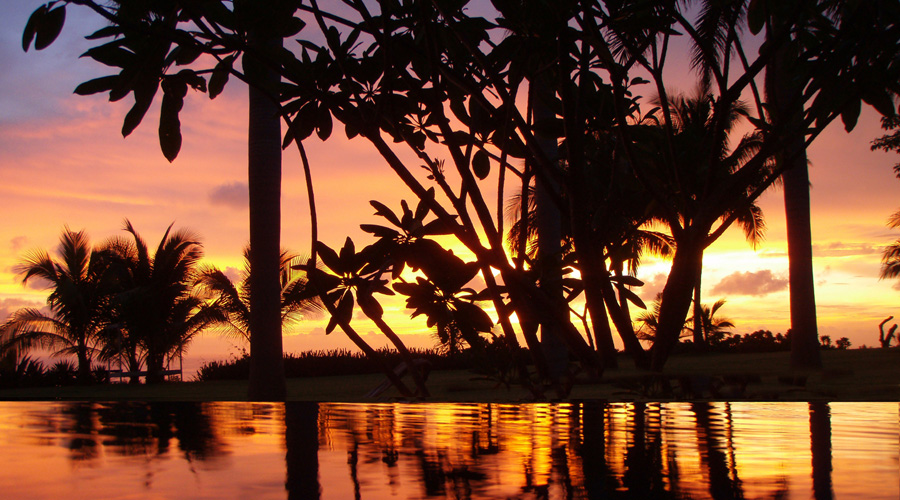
0,402,896,499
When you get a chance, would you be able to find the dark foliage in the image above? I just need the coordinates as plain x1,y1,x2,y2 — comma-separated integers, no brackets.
195,343,529,382
697,329,793,354
0,356,109,388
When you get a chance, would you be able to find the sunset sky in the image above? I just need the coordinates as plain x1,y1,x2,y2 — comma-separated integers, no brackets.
2,1,899,369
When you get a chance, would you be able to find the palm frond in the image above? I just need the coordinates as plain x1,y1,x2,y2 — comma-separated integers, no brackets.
688,0,746,89
731,202,766,249
887,210,900,229
881,240,900,279
0,308,74,354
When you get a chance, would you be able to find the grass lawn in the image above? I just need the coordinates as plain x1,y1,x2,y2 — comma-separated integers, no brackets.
1,347,897,402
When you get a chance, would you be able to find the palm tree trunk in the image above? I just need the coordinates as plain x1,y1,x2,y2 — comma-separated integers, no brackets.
692,254,704,346
650,235,703,371
127,356,141,385
765,26,822,371
146,352,165,384
246,27,287,401
76,346,92,384
532,73,569,382
783,155,822,370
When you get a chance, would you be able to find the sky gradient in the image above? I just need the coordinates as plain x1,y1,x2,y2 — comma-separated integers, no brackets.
2,1,899,369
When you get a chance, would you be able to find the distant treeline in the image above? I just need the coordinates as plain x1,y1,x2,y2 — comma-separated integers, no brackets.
194,345,526,382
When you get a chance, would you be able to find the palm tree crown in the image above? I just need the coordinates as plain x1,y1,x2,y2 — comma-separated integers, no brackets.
195,246,322,344
0,228,116,382
108,219,222,383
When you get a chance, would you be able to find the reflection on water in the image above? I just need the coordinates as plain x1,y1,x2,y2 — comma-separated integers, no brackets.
0,402,897,499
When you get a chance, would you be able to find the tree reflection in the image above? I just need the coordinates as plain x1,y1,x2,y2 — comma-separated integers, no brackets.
578,401,611,498
284,402,320,500
691,402,744,500
809,402,833,500
623,403,673,499
41,402,225,463
63,402,100,461
14,401,868,499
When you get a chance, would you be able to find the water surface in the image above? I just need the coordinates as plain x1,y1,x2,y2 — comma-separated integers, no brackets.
0,402,896,499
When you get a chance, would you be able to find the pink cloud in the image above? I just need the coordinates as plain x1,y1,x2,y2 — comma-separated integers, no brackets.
0,297,47,322
209,182,248,210
712,270,788,297
637,272,668,302
8,236,28,252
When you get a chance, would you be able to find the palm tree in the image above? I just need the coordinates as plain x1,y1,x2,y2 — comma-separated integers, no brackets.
656,91,766,348
244,7,287,402
109,220,221,383
505,171,674,369
685,298,735,346
642,88,770,369
762,9,824,371
878,210,900,281
682,0,899,371
874,117,900,281
0,228,115,382
636,293,691,344
195,247,322,344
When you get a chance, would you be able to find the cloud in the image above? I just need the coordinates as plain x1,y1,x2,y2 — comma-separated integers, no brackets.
222,266,242,283
8,236,28,252
24,277,52,291
711,270,788,297
0,298,47,322
208,182,248,210
812,242,881,258
637,273,668,302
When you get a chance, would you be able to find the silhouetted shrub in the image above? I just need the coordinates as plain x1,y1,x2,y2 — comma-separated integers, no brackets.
194,346,516,381
0,356,110,389
719,329,791,353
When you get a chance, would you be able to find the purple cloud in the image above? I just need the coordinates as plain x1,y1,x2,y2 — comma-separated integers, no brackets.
209,182,248,210
711,270,788,297
0,298,47,322
9,236,28,252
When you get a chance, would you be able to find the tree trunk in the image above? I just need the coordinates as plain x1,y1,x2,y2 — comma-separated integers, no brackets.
246,28,287,401
532,72,569,383
765,27,822,371
145,351,165,384
572,241,619,369
692,254,704,346
601,273,649,369
76,345,92,384
127,356,141,385
783,155,823,370
650,235,703,371
369,314,429,397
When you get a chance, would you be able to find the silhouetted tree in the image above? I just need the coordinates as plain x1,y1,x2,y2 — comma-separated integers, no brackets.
108,220,222,383
196,247,322,345
0,228,116,382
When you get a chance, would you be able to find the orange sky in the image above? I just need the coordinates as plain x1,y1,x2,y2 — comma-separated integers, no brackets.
2,2,899,367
